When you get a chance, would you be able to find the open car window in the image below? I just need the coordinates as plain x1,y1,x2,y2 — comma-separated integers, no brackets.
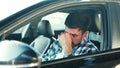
4,3,103,60
36,5,104,62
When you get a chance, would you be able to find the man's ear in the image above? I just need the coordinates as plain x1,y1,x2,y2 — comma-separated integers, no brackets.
83,31,88,38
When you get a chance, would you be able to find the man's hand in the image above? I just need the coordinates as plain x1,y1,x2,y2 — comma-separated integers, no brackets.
58,32,73,57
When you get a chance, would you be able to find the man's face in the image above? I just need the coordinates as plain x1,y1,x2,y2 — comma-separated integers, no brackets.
65,27,87,45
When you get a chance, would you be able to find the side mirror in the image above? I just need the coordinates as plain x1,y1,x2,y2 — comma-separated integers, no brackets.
0,40,42,68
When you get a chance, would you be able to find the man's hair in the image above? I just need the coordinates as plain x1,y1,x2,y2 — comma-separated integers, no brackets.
65,11,91,32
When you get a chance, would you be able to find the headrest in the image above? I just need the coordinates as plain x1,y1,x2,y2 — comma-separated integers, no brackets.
37,20,54,37
88,12,101,33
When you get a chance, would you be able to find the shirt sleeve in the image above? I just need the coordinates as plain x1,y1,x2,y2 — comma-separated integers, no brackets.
42,40,61,61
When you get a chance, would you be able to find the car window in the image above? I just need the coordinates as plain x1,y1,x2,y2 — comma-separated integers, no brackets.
38,8,103,62
4,4,103,61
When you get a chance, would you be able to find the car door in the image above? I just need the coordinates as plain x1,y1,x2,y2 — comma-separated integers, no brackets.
39,1,120,68
0,0,120,68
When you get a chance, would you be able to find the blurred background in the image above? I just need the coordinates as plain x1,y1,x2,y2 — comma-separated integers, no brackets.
0,0,42,21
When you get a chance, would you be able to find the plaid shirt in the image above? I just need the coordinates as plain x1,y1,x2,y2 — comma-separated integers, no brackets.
42,39,99,61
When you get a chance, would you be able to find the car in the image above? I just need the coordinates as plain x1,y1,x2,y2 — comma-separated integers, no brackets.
0,0,120,68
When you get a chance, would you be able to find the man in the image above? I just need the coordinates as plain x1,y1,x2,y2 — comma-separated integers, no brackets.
42,11,99,61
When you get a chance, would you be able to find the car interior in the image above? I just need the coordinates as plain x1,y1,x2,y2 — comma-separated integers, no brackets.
1,5,102,61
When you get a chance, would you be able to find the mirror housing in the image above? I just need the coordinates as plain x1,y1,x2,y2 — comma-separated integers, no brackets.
0,40,42,68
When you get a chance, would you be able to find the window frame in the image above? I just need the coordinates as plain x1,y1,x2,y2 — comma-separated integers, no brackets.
37,1,107,64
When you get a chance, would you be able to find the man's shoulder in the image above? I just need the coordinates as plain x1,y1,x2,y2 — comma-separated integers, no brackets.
83,39,94,45
84,39,99,50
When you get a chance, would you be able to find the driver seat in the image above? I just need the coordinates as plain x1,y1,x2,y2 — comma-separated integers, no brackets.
37,20,55,39
30,20,55,55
